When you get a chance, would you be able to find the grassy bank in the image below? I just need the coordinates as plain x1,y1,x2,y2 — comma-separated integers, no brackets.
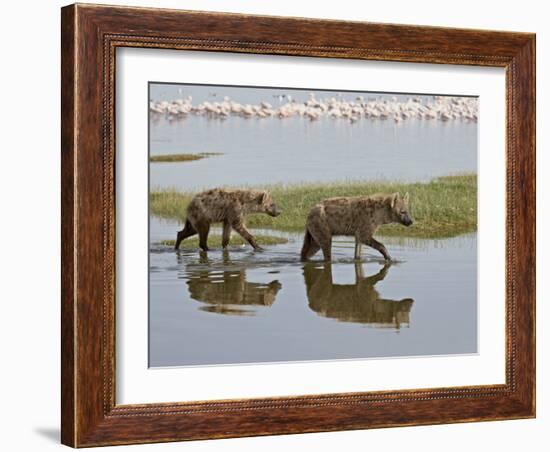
158,234,288,248
150,174,477,239
150,152,222,163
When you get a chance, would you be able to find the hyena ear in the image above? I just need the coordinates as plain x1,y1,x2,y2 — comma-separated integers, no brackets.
257,191,268,204
390,192,400,209
403,192,410,204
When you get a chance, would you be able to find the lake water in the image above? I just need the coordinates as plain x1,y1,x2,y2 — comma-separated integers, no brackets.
149,218,477,367
150,115,477,190
148,84,478,367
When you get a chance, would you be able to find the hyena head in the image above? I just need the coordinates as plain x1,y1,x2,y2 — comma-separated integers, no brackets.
256,191,281,217
390,192,413,226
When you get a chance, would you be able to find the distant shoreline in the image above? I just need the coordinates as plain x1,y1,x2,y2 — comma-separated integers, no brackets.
150,95,478,123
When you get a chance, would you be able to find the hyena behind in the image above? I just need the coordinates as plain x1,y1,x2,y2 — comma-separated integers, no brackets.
301,192,413,262
174,188,281,251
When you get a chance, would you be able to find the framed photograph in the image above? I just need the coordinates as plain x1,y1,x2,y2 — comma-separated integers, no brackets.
61,4,535,447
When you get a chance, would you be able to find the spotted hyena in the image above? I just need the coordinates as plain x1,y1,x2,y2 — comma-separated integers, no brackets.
300,192,413,261
174,188,281,251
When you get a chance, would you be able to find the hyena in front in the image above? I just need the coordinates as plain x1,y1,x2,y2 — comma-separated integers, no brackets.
174,188,281,251
301,192,413,262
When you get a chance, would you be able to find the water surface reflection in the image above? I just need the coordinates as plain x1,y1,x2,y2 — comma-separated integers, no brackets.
179,251,413,328
186,267,281,316
149,222,477,367
304,263,413,328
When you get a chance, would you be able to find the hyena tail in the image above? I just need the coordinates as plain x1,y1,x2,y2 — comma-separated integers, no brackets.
175,219,196,249
301,228,319,261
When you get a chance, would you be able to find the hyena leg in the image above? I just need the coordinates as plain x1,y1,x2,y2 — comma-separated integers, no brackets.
300,229,321,261
195,220,211,252
320,239,332,262
354,237,363,260
307,241,321,259
308,228,331,261
354,261,365,280
313,228,332,261
365,237,392,261
174,220,197,249
232,221,261,250
307,216,331,261
307,230,332,262
221,221,231,249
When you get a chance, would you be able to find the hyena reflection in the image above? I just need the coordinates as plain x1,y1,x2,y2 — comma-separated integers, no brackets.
303,263,414,328
186,269,282,316
301,192,413,261
175,188,281,251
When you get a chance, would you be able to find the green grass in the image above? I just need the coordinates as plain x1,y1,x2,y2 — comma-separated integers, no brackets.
150,174,477,239
150,152,223,163
158,234,288,248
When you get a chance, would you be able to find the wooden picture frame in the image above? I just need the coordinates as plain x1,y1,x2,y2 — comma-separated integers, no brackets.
61,3,535,447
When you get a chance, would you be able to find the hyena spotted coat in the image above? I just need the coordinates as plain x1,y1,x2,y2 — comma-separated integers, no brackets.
174,188,280,251
301,192,413,262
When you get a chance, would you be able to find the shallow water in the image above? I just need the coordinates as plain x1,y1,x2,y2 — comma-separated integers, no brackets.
149,217,477,367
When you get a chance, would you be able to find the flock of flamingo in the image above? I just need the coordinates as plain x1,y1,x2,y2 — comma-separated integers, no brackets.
149,93,478,123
